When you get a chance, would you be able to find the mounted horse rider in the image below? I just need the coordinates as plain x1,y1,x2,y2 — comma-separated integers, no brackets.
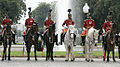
102,12,113,60
23,7,35,41
44,9,54,33
61,9,76,45
81,13,95,37
0,10,16,44
80,13,95,54
102,12,113,45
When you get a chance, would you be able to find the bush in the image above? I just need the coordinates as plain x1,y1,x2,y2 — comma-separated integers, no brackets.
37,40,43,51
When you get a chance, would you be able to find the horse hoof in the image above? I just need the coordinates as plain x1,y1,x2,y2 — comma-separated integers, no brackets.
86,60,90,62
8,58,11,61
65,60,68,62
106,60,109,62
27,59,30,61
35,59,37,61
46,59,48,61
103,58,105,61
113,60,116,62
1,59,4,61
51,59,54,61
91,60,94,62
8,59,11,61
85,59,87,61
71,59,75,62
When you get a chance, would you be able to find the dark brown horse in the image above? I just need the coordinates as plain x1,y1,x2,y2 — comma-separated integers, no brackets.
104,22,117,62
24,23,39,61
43,23,56,61
2,24,13,61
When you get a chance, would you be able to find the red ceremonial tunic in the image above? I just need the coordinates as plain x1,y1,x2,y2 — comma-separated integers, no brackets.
102,21,112,32
23,18,34,34
81,19,95,36
44,20,54,29
1,18,12,34
62,19,74,27
62,19,75,33
83,19,95,29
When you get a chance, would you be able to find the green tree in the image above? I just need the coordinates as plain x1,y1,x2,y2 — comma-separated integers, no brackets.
0,0,26,24
72,0,120,30
32,2,50,28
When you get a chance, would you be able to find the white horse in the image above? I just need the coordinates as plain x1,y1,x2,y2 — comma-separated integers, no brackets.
85,27,99,62
64,25,75,61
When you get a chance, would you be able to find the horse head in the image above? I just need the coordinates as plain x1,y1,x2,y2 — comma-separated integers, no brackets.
68,25,75,39
48,23,56,35
93,29,100,44
111,22,117,34
88,27,99,44
4,23,12,36
28,22,38,41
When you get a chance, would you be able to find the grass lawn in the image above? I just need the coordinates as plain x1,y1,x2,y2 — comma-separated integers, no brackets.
0,51,119,58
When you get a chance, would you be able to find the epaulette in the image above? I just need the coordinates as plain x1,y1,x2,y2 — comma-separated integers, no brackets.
84,19,88,21
91,19,94,21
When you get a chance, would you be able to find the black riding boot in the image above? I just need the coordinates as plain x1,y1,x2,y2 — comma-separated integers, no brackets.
73,34,76,46
13,34,16,44
81,36,86,54
0,35,2,45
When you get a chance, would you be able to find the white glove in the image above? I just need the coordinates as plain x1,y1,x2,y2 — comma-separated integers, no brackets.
102,29,105,33
83,27,86,31
11,25,14,28
63,25,68,29
1,25,3,28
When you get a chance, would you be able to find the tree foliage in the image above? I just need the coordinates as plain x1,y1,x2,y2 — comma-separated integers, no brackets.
0,0,26,23
32,2,50,28
71,0,120,30
82,0,120,29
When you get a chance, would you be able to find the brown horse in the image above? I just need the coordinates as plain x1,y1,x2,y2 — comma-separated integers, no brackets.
24,23,39,61
104,22,117,62
2,24,13,61
43,23,56,61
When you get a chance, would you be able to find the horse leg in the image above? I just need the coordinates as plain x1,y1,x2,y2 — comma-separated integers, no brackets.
46,44,49,61
70,45,75,61
107,50,110,62
65,45,69,61
84,45,87,61
118,44,120,59
34,44,37,61
5,44,7,60
51,44,54,61
112,47,116,62
103,46,106,61
2,46,6,61
27,47,30,61
86,44,90,62
90,45,94,62
8,43,11,61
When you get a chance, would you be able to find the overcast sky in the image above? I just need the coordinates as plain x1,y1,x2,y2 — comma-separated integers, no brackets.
19,0,58,24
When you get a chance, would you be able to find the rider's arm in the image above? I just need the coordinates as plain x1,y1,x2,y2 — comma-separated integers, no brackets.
83,20,86,30
102,23,106,33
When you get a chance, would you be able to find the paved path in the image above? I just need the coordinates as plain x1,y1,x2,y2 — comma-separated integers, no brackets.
0,57,120,67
